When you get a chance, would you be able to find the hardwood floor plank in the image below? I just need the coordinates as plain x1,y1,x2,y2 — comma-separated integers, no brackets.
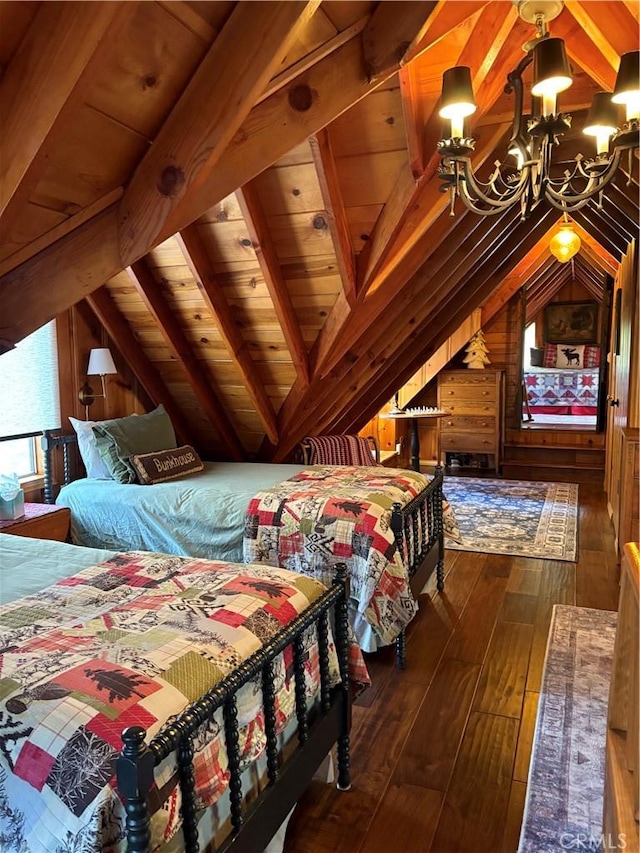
525,560,576,693
500,591,539,624
444,572,508,664
473,621,534,718
360,784,443,852
576,548,620,610
429,712,519,852
394,658,481,792
500,780,527,853
513,690,540,783
506,563,542,596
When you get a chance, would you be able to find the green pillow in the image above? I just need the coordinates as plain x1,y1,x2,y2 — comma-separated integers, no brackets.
92,405,177,484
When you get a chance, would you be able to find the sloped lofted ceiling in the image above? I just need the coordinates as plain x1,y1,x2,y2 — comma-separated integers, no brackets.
0,0,638,460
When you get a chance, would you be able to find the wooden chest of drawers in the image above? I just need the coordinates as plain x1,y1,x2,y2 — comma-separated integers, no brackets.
437,370,504,470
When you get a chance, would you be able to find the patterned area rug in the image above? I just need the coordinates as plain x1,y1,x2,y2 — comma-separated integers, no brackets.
519,605,617,853
444,477,579,561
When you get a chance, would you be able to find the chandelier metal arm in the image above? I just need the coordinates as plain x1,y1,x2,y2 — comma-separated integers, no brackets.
543,146,624,208
456,156,533,210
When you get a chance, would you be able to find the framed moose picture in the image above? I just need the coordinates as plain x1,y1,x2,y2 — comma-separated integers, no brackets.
544,301,599,344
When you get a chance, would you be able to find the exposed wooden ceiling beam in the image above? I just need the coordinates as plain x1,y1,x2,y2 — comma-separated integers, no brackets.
126,261,245,461
176,226,279,446
117,1,319,267
309,131,356,305
339,209,559,430
564,2,636,72
276,204,553,455
0,2,126,221
235,183,310,386
0,7,433,350
362,1,438,81
355,7,518,293
408,1,492,57
573,206,630,258
86,286,193,448
399,64,425,179
317,125,509,379
550,11,621,90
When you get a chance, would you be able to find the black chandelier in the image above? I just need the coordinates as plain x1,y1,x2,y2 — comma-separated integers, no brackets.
437,0,639,218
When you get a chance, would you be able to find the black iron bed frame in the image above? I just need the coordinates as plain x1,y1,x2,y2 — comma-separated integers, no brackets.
115,565,352,853
42,430,444,669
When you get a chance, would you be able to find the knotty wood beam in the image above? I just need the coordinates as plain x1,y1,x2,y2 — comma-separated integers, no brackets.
399,64,425,179
309,131,356,305
407,1,492,57
564,2,637,74
126,261,245,461
176,227,279,446
85,287,193,447
0,8,433,350
235,184,310,386
551,12,620,91
317,124,510,379
274,204,542,456
336,208,558,431
118,1,319,266
356,9,520,295
362,1,438,81
0,2,125,221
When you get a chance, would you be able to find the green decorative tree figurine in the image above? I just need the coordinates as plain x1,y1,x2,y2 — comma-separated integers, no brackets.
463,329,491,369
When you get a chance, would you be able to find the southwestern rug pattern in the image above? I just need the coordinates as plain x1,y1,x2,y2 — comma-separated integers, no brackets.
519,605,617,853
443,477,579,561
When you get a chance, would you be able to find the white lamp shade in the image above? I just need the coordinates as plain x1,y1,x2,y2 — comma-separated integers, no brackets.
87,348,117,376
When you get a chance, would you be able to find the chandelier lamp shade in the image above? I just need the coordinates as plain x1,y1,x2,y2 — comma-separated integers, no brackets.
549,219,581,262
436,0,639,218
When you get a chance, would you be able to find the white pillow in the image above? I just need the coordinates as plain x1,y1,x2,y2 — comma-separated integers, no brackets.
68,416,113,479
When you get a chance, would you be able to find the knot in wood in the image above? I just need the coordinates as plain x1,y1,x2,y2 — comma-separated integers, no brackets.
288,84,314,112
240,238,253,248
158,166,185,198
142,74,158,89
313,215,327,231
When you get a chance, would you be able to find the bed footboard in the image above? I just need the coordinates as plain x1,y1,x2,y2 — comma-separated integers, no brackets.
117,566,352,853
390,465,445,669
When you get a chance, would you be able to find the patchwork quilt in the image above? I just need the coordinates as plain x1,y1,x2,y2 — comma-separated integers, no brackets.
243,465,432,650
524,368,599,410
0,552,366,852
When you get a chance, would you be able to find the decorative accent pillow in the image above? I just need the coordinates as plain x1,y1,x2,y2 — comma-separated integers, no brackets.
92,405,177,484
68,416,113,479
130,445,204,485
543,343,557,367
555,344,585,368
529,347,544,367
583,345,600,368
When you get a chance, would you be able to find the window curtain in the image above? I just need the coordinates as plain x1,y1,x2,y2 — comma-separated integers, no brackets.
0,321,61,438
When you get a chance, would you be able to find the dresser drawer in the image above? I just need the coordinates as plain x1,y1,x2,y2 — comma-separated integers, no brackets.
441,415,495,433
439,372,496,387
440,401,496,417
440,433,496,453
439,384,497,403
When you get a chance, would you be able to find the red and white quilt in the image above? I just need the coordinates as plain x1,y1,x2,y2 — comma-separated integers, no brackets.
524,368,599,414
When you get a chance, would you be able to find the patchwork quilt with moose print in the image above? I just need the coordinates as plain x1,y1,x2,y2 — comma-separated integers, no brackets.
244,465,435,652
0,552,366,852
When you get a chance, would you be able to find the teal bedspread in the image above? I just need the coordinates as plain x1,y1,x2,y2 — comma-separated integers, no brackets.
56,462,304,561
0,533,116,603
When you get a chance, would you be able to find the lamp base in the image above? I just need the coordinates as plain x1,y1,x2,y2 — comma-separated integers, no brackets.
437,137,475,158
78,384,95,407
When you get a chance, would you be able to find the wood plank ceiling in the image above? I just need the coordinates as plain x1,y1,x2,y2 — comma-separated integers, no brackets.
0,0,638,460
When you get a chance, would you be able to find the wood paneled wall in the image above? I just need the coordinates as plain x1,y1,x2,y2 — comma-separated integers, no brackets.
483,292,523,433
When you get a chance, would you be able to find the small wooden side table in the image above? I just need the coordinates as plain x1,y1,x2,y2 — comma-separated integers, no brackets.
381,410,448,471
0,503,70,542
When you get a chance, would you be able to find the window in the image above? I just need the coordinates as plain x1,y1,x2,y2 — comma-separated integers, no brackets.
523,322,536,370
0,322,61,477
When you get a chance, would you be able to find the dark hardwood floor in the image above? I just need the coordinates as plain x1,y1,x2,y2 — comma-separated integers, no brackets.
284,482,620,852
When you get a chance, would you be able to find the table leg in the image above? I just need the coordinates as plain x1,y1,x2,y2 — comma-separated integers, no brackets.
410,418,420,472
